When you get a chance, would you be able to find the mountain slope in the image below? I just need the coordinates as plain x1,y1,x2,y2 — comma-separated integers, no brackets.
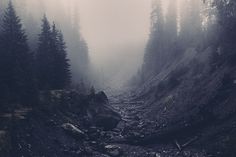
129,46,236,156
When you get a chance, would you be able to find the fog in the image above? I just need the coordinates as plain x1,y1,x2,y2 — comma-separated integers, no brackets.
7,0,154,89
2,0,190,89
77,0,152,88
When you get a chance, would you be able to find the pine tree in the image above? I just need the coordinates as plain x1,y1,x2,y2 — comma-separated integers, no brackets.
143,0,165,76
51,22,59,89
165,0,177,42
52,23,71,89
0,1,37,107
179,0,202,47
36,15,54,90
165,0,179,60
36,18,71,90
56,30,71,88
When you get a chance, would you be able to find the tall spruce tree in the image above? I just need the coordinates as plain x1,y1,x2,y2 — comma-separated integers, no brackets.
51,23,71,89
165,0,177,42
143,0,165,77
179,0,202,48
165,0,179,59
51,22,59,89
36,15,54,90
56,30,71,88
36,17,71,90
0,1,37,107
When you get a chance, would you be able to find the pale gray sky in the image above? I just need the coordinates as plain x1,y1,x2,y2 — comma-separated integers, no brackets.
14,0,154,88
76,0,152,87
15,0,181,88
12,0,198,88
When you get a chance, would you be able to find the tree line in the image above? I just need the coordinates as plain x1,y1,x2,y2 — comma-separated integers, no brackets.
0,2,71,110
141,0,202,80
135,0,236,85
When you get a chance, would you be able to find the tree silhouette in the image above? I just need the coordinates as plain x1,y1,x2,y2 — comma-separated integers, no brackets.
36,15,54,90
143,0,165,77
36,17,71,90
54,28,71,89
0,1,37,107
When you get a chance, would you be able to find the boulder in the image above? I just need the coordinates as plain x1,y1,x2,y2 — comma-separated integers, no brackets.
40,90,121,131
87,104,121,130
87,92,121,130
105,145,123,157
94,110,121,131
94,91,109,103
61,123,85,139
148,152,161,157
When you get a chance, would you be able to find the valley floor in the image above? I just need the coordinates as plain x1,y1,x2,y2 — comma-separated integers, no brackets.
0,91,234,157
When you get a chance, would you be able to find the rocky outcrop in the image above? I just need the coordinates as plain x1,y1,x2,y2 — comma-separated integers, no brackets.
39,90,121,130
86,92,121,130
61,123,85,139
104,145,123,157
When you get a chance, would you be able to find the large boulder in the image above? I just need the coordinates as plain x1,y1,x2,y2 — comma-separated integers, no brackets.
94,91,109,103
87,92,121,130
40,90,121,130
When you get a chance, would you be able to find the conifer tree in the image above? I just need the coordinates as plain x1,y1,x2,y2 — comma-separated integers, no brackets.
51,22,59,89
179,0,202,47
0,1,37,106
36,17,71,90
165,0,177,42
36,15,54,90
143,0,165,76
165,0,179,60
56,30,71,88
52,23,71,89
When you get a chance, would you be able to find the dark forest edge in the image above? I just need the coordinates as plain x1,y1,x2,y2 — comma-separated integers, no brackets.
0,2,80,111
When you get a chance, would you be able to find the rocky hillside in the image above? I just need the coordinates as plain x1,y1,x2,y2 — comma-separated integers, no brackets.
127,46,236,156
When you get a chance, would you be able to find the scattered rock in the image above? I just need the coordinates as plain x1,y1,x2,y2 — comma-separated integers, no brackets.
61,123,85,139
155,153,161,157
149,152,161,157
105,145,123,157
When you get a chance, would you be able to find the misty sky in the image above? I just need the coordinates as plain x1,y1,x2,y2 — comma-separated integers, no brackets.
11,0,153,88
76,0,152,88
